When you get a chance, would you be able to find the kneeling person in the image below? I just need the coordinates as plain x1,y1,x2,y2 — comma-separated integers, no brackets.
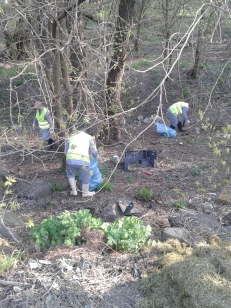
65,130,98,197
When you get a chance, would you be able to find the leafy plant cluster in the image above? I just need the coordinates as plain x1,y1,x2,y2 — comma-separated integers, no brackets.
29,209,151,253
103,216,152,253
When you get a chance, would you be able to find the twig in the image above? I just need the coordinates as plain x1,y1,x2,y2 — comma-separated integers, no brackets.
0,279,31,287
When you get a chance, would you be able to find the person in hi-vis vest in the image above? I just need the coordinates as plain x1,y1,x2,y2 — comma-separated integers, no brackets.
65,129,98,197
33,101,55,148
167,101,191,132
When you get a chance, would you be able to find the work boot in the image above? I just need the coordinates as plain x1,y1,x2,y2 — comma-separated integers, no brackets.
68,178,78,196
48,138,55,149
82,183,95,198
177,121,185,132
170,125,175,130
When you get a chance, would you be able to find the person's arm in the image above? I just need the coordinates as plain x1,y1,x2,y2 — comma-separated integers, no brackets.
89,139,98,158
182,107,189,122
64,141,69,155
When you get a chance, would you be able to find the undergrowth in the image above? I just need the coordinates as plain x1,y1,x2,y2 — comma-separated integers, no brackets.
29,209,151,252
135,237,231,308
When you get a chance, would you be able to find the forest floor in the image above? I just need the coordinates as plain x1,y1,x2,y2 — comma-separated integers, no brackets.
1,40,231,307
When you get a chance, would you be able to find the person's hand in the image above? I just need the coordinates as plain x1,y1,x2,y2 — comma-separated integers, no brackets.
50,128,54,134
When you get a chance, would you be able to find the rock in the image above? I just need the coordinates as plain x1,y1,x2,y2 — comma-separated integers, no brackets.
136,115,143,121
143,117,152,124
201,202,213,214
2,211,24,227
0,224,20,242
161,227,192,245
217,184,231,204
18,178,52,200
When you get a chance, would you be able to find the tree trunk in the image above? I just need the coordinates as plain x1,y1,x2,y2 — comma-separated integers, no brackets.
103,0,136,143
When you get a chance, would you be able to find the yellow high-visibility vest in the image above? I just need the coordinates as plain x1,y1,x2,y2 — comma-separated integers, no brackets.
66,132,92,162
36,107,50,130
169,102,188,116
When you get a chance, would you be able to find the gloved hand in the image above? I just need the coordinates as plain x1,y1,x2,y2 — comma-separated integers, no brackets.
185,120,190,126
49,128,54,135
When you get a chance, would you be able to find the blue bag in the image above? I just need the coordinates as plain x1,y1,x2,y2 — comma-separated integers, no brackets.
154,121,177,137
80,158,102,191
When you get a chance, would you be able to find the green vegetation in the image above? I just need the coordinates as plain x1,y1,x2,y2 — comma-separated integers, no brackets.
132,60,152,70
190,166,202,176
0,251,19,273
50,181,62,192
29,210,151,253
97,179,114,192
124,175,135,183
103,216,151,253
29,210,103,247
135,238,231,308
136,187,153,201
173,200,187,209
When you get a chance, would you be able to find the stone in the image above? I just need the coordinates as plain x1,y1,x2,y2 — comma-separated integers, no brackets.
2,211,24,227
18,178,52,200
217,184,231,204
161,227,192,245
136,115,143,121
0,224,20,241
143,117,152,124
201,202,213,214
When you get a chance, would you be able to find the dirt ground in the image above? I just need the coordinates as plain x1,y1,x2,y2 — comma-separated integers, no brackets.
1,39,231,307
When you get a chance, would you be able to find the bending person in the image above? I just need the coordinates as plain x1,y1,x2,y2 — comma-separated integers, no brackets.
167,101,191,132
65,129,98,197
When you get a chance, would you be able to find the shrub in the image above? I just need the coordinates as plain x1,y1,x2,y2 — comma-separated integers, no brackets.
136,187,153,201
103,216,151,253
29,210,103,247
97,179,114,192
190,166,202,176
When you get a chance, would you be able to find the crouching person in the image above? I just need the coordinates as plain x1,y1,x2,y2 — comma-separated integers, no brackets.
65,129,98,197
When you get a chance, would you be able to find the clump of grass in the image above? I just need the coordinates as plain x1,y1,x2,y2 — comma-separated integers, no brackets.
135,237,231,308
136,187,153,201
173,200,187,209
0,251,19,273
191,166,202,176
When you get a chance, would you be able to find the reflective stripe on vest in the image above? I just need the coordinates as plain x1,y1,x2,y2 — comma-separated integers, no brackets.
36,107,50,130
169,102,188,116
66,132,91,163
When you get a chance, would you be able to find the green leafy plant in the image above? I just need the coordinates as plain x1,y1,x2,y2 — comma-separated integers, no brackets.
97,179,114,192
29,211,81,247
190,166,202,176
103,216,151,253
198,187,206,193
136,187,153,201
50,181,62,191
29,210,103,248
173,200,187,209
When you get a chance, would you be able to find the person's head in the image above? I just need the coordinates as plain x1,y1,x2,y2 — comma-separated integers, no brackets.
34,101,43,110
